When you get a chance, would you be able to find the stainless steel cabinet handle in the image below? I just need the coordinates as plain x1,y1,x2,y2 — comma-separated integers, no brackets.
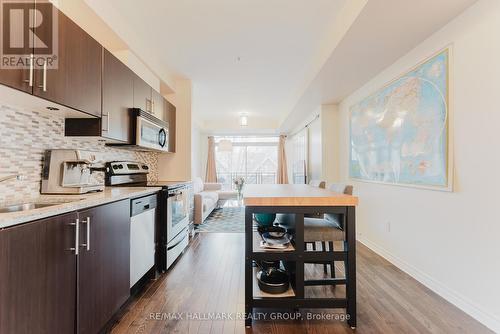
23,54,34,86
81,217,91,251
42,59,47,91
69,218,80,255
101,114,110,132
38,59,47,91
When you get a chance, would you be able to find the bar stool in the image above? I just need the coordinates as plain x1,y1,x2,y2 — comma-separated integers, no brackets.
304,184,353,278
308,180,326,189
306,180,327,236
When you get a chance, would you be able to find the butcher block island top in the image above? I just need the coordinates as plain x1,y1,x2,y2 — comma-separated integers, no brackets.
243,184,358,207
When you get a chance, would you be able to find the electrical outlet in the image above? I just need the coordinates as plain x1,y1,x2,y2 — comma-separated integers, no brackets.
386,221,391,232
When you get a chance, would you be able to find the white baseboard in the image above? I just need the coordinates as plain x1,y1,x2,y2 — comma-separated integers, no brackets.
358,235,500,333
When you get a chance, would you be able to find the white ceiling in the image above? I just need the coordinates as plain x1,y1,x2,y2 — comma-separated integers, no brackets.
280,0,478,132
88,0,477,133
99,0,349,126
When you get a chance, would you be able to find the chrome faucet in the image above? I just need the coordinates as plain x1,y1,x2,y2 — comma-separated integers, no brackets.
0,174,24,183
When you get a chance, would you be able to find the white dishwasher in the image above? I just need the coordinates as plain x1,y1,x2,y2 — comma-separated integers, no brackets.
130,194,157,288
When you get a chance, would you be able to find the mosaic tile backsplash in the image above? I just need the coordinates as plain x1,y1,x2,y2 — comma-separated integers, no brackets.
0,105,158,205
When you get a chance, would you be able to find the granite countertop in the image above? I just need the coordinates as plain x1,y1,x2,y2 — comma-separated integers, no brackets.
0,187,162,229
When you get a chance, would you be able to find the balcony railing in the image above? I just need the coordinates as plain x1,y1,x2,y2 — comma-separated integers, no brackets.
216,172,277,190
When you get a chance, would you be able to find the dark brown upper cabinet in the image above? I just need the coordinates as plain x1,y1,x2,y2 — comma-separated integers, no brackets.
133,74,153,113
65,50,134,142
33,7,102,117
0,212,78,334
152,89,165,120
0,1,34,93
0,63,34,94
101,49,134,143
165,98,176,152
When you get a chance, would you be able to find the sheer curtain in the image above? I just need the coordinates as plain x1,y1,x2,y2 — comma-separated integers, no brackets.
205,136,217,182
277,135,289,184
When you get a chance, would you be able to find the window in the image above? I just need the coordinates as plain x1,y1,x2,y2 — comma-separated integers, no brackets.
289,128,308,184
215,136,279,189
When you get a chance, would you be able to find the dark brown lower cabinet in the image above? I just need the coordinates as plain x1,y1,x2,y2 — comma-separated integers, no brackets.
0,199,131,334
77,199,130,334
0,212,78,334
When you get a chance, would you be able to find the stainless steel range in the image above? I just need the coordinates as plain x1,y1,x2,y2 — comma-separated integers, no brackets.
105,161,192,272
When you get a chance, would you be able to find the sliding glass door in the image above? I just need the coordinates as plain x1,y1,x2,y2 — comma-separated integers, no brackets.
215,136,278,190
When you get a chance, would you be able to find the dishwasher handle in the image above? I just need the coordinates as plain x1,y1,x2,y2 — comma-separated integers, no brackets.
131,194,157,217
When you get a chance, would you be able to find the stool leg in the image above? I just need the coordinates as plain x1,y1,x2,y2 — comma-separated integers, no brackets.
329,241,335,278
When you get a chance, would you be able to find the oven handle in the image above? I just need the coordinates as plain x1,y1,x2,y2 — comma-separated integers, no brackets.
168,190,185,197
167,232,188,251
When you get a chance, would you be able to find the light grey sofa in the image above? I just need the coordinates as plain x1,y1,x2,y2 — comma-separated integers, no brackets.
193,177,220,225
192,177,238,225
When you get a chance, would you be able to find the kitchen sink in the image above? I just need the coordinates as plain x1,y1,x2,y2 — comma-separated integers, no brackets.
0,200,83,214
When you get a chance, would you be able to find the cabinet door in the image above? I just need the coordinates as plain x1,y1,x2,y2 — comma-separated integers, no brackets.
0,212,77,334
133,75,152,112
0,1,34,93
77,200,130,334
152,89,165,120
33,8,102,117
102,50,134,143
165,99,176,152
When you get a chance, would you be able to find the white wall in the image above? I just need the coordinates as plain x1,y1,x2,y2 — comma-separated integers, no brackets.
307,117,322,181
158,79,192,181
337,0,500,330
191,123,207,180
196,133,210,181
321,104,340,184
287,104,341,185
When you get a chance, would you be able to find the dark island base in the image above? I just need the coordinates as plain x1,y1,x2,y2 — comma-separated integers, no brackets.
245,205,356,328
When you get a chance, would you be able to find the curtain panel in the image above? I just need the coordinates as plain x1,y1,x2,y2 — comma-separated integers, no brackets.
205,136,217,182
277,135,289,184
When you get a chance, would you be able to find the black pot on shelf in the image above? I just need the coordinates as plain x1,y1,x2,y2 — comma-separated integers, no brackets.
257,267,290,294
257,225,288,238
257,260,281,270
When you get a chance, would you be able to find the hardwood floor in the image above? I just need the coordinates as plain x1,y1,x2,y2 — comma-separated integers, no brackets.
111,233,491,334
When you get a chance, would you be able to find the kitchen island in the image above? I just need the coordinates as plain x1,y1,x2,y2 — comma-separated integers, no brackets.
243,184,359,328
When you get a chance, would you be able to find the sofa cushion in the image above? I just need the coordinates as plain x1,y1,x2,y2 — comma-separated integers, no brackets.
217,190,238,200
193,177,204,194
200,191,218,212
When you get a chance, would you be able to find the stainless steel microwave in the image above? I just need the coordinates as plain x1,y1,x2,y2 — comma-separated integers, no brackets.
136,114,169,152
106,108,169,152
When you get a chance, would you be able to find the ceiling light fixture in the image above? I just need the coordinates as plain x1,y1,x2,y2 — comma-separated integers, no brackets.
240,114,248,127
218,139,233,152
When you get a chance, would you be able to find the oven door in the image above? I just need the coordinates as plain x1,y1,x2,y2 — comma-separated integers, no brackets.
167,187,189,242
136,116,169,152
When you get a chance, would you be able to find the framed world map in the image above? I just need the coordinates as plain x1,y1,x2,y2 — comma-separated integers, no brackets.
349,49,451,189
